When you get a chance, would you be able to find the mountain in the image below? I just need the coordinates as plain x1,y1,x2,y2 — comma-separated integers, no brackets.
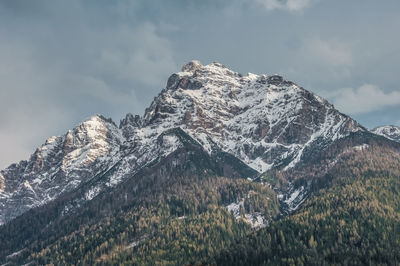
1,60,399,265
143,60,362,172
0,61,363,225
372,125,400,142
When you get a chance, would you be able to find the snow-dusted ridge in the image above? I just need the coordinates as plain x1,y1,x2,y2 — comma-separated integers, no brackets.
0,114,124,224
0,60,364,224
371,125,400,142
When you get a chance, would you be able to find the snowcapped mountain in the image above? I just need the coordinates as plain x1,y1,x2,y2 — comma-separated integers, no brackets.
0,60,364,224
141,60,363,172
372,125,400,142
0,115,123,224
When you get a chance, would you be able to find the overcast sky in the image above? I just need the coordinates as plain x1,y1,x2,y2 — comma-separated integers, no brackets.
1,0,400,168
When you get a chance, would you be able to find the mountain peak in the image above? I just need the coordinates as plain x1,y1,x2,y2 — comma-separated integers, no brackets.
84,114,116,127
120,113,141,129
142,61,363,172
371,125,400,142
181,60,203,72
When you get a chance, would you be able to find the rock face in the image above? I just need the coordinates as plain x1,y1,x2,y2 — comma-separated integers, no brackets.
372,125,400,142
0,60,364,224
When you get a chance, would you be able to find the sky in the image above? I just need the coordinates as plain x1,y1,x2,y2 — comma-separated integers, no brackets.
0,0,400,168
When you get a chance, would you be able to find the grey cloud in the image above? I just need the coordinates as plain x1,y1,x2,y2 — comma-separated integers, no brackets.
1,0,400,168
327,84,400,115
253,0,319,12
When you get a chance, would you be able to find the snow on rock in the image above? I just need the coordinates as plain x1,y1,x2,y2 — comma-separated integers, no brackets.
61,115,121,173
142,61,363,173
125,235,149,250
226,200,244,218
244,213,268,229
280,183,308,213
159,134,183,158
353,144,369,151
372,125,400,142
0,115,124,224
6,248,26,259
225,199,267,229
284,186,304,208
85,186,102,201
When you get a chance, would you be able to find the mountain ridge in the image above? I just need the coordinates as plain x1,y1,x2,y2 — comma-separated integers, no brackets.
0,60,364,224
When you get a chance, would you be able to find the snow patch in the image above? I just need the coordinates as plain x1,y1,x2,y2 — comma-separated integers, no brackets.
62,116,115,172
226,200,244,218
6,248,26,259
244,213,267,229
24,180,35,194
125,235,149,250
353,144,369,151
284,186,303,206
161,135,183,156
282,185,308,212
38,136,59,158
225,199,267,229
85,186,102,201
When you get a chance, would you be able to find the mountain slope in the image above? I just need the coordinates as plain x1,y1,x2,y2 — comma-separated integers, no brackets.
216,132,400,265
267,131,400,215
0,129,278,265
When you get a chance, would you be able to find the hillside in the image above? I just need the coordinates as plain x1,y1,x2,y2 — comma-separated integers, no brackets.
216,134,400,265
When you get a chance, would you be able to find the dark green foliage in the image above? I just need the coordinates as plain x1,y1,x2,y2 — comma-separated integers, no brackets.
4,176,277,265
216,137,400,265
216,175,400,265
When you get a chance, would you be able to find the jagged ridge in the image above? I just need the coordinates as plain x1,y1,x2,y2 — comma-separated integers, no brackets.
0,60,364,224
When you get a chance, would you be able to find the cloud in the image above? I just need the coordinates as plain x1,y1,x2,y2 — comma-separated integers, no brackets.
328,84,400,115
93,23,176,87
253,0,318,12
306,38,353,66
280,37,354,85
